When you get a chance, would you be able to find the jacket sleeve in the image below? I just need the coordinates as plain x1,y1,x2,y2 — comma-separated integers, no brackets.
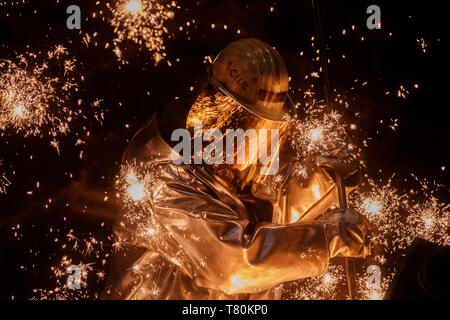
115,163,330,295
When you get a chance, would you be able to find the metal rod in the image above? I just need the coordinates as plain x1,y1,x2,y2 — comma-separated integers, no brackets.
335,174,347,209
335,173,356,300
312,0,357,299
311,0,332,111
345,257,356,300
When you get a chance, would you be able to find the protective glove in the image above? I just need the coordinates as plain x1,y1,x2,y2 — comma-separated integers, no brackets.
317,208,371,259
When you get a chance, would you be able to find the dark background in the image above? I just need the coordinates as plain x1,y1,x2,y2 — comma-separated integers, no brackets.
0,0,448,299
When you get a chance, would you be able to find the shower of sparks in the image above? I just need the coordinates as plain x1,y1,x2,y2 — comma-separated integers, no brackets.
346,176,449,299
0,46,80,139
32,258,94,300
115,159,192,268
118,160,155,213
115,160,169,249
406,193,449,246
288,100,362,179
31,227,112,300
357,271,391,300
107,0,178,64
67,230,105,258
287,263,345,300
350,177,449,252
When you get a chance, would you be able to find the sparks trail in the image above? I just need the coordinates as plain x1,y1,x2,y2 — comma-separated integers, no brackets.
107,0,179,65
288,97,362,180
30,226,113,300
0,159,11,194
115,160,170,251
0,46,80,140
115,159,195,275
350,176,449,251
32,258,94,300
289,263,345,300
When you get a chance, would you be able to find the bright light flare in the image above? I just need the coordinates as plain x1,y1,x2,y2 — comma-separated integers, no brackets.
13,104,25,117
423,217,433,228
126,0,143,13
107,0,177,65
289,101,361,180
127,182,146,201
124,171,146,201
310,128,323,142
363,199,381,215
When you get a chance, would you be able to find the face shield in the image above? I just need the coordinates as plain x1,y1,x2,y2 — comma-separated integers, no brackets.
186,89,289,190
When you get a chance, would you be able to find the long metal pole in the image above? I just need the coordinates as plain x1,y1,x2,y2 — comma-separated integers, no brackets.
311,0,356,300
335,174,356,300
311,0,332,111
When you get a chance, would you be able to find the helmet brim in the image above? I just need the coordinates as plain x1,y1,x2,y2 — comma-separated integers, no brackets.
207,65,294,122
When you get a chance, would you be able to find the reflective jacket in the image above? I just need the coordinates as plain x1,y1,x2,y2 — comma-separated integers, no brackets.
103,106,357,300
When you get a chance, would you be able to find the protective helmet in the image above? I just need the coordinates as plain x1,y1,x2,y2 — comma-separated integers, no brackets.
207,38,294,122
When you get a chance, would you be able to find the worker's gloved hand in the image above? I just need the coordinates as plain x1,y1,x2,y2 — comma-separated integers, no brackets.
317,208,371,259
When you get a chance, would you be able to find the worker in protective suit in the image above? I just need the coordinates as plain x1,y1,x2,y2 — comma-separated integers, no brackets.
103,38,370,300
